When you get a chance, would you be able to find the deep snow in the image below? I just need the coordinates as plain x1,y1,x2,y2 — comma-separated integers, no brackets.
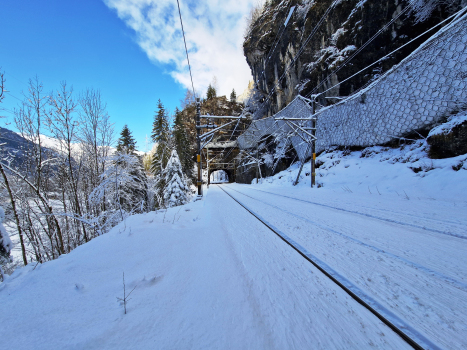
1,142,466,349
0,189,412,349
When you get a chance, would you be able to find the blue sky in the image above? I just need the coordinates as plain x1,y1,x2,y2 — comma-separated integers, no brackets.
0,0,256,150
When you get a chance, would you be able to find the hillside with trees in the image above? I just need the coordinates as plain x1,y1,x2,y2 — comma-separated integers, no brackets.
0,76,152,275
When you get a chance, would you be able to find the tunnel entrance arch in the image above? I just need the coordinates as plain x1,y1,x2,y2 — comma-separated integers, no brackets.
208,168,234,185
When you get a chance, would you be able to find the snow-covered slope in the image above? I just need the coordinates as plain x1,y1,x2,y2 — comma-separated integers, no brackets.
0,191,413,349
1,141,466,349
259,140,467,202
35,134,84,154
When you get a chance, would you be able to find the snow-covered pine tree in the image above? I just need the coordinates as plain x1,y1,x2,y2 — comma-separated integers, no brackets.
0,206,12,281
125,154,148,213
173,107,193,181
163,150,189,207
206,84,216,100
151,100,171,208
151,100,171,174
230,89,236,103
88,152,148,233
116,125,137,155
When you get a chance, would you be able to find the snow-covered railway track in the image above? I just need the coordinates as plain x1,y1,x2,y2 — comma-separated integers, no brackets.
225,186,467,293
247,188,467,240
218,185,431,350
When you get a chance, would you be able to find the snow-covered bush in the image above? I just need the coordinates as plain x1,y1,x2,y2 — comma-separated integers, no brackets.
88,153,148,233
163,151,189,208
428,113,467,137
0,206,13,281
262,152,274,168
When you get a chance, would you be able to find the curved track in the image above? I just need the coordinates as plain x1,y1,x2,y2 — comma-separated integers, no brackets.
225,187,467,292
217,184,467,350
247,187,467,240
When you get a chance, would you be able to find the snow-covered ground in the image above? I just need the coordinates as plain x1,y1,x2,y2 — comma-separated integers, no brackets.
1,142,466,349
265,138,467,201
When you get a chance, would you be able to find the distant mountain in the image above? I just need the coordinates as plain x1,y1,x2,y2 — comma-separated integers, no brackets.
0,127,139,172
0,127,31,153
0,127,56,170
0,127,34,169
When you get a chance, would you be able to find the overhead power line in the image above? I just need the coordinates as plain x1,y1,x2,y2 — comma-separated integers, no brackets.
281,5,467,131
316,8,465,98
253,0,342,119
176,0,196,98
250,0,434,143
5,92,23,103
307,2,412,97
253,0,420,122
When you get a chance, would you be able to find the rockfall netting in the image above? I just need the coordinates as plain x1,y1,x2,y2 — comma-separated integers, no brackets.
237,9,467,163
237,96,315,162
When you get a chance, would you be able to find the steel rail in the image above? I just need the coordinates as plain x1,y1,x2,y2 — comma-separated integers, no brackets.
217,184,428,350
225,185,467,293
246,187,467,240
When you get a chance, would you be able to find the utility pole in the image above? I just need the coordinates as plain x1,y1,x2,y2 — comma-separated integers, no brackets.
256,145,259,184
274,95,319,187
207,147,210,187
233,159,236,183
196,98,202,196
311,98,316,188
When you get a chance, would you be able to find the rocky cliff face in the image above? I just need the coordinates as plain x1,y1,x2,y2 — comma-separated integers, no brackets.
243,0,464,118
179,95,244,150
178,96,246,181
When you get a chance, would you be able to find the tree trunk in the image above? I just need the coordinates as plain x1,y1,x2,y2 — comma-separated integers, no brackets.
0,162,28,265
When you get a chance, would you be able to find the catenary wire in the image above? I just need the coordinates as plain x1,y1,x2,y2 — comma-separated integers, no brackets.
228,1,456,168
252,0,342,119
254,0,420,122
176,0,196,98
245,1,462,153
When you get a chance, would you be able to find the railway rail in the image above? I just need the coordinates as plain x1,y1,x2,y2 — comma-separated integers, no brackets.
246,187,467,240
225,186,467,293
217,184,447,350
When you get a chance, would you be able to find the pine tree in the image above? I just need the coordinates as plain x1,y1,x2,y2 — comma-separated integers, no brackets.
163,150,189,207
116,125,137,154
173,107,193,180
151,100,171,174
206,84,217,100
230,89,237,103
88,153,148,231
150,100,171,208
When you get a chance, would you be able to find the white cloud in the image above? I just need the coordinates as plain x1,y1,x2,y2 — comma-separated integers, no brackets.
104,0,261,97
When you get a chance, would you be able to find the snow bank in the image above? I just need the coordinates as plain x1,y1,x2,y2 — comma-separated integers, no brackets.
428,111,467,137
254,140,467,202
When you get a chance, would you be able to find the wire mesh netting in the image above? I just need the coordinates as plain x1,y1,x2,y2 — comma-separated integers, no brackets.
237,96,315,162
238,11,467,164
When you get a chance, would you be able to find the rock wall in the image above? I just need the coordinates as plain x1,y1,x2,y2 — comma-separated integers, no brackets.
315,10,467,151
238,10,467,164
427,113,467,158
243,0,464,118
